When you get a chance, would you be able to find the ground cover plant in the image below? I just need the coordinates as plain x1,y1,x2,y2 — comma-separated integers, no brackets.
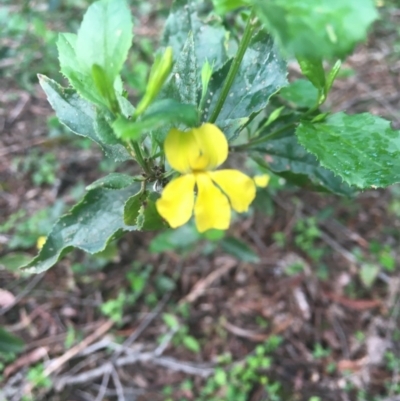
1,0,400,400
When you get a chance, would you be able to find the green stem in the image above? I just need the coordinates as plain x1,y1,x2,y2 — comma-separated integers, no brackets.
131,141,151,175
208,9,257,124
232,122,297,151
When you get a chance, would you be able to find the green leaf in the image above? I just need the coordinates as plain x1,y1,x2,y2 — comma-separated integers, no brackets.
38,75,131,162
149,223,201,253
221,237,260,263
297,57,326,93
91,64,119,113
0,327,24,354
359,263,380,288
163,0,230,73
86,173,138,190
0,253,32,272
211,0,250,14
279,80,318,109
325,60,341,95
254,0,378,58
136,193,168,231
204,30,287,137
164,33,198,106
297,112,400,188
124,192,143,226
136,47,173,116
182,335,201,353
57,33,105,106
114,99,199,140
21,184,140,274
252,125,355,196
124,191,167,230
75,0,133,86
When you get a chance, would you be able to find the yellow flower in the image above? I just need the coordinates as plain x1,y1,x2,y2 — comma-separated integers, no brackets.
254,174,270,188
156,123,257,232
36,236,47,250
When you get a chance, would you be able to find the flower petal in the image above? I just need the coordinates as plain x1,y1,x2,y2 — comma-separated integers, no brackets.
210,170,256,213
192,123,228,170
254,174,270,188
194,173,230,232
156,174,195,228
164,128,199,174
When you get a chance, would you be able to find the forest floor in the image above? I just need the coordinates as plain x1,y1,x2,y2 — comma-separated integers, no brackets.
1,2,400,401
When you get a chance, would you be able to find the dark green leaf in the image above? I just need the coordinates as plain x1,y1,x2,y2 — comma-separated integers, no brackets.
204,30,287,138
252,126,355,196
164,33,198,106
124,192,142,226
254,0,378,58
86,173,138,190
0,327,24,354
21,184,140,274
124,192,168,230
38,75,131,162
280,80,318,109
114,99,199,140
75,0,133,85
297,112,400,188
136,193,168,231
163,0,230,73
221,237,260,263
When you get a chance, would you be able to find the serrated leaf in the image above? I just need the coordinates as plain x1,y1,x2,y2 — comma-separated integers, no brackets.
75,0,133,85
252,125,355,196
86,173,137,190
38,75,131,162
254,0,378,58
0,327,24,354
163,0,229,73
297,112,400,188
164,33,198,106
21,184,140,274
204,30,287,138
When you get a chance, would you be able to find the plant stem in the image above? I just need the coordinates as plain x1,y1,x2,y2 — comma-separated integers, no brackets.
208,9,257,124
232,122,297,151
131,141,151,175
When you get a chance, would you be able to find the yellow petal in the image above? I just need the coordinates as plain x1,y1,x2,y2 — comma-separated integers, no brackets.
164,128,199,174
194,173,231,232
36,236,47,250
254,174,270,188
164,124,228,173
156,174,195,228
210,170,256,213
192,123,228,170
